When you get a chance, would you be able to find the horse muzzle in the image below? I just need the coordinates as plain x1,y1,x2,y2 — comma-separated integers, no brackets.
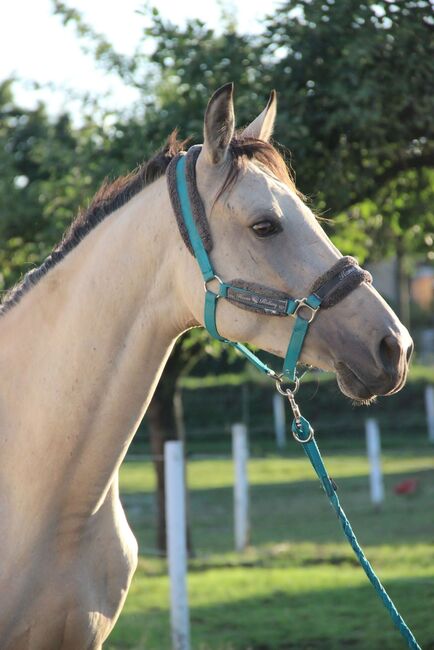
335,328,414,403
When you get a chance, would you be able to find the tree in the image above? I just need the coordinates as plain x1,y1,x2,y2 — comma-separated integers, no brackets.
50,0,434,266
333,168,434,323
263,0,434,208
0,80,81,288
0,78,168,290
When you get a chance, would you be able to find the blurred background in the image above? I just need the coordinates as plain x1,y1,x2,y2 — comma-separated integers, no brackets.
1,1,433,648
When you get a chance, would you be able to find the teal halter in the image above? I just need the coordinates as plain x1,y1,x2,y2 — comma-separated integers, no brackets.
171,147,365,384
168,145,421,650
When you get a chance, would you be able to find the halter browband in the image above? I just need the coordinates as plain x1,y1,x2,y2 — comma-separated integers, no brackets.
167,145,372,382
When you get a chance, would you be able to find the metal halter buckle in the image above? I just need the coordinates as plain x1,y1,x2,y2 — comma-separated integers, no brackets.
293,298,319,323
203,275,223,295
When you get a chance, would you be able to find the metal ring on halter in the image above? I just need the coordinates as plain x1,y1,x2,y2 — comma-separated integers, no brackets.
292,422,314,444
203,275,224,295
275,375,300,397
292,299,319,323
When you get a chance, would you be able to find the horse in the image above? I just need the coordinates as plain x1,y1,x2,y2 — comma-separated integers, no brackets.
0,84,413,649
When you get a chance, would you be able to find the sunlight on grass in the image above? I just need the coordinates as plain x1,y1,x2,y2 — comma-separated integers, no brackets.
112,450,434,649
123,557,434,613
119,453,434,493
109,542,434,650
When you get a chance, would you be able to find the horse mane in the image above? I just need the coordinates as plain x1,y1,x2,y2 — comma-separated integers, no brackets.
0,132,298,315
0,131,186,315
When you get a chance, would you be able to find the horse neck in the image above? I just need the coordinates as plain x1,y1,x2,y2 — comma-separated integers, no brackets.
0,176,189,519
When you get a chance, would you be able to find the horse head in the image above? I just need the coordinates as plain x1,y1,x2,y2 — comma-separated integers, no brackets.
175,83,413,403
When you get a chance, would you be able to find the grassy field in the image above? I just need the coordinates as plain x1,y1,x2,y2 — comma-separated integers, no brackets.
107,438,434,650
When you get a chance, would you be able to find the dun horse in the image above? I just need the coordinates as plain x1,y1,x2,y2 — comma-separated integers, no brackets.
0,85,412,648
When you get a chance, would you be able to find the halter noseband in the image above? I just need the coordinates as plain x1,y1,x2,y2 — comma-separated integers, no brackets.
167,145,372,383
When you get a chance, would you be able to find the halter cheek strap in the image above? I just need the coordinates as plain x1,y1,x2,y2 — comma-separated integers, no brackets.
172,152,275,377
167,146,371,382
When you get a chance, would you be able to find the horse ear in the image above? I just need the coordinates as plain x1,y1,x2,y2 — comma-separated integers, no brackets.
203,83,235,165
242,90,277,142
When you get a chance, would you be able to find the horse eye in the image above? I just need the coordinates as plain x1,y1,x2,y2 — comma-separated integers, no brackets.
251,220,280,237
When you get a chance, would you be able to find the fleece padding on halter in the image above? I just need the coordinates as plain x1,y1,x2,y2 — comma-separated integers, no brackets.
225,256,371,318
167,146,213,256
309,256,372,308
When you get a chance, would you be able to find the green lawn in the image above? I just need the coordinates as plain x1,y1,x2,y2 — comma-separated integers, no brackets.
107,443,434,650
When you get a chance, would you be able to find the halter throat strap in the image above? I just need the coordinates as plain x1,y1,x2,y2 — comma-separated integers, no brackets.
167,145,371,381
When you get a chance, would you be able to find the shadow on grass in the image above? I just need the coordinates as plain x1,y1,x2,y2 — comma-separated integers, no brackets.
107,574,433,650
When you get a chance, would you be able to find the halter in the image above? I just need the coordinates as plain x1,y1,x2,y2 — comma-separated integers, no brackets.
167,145,371,385
167,144,421,650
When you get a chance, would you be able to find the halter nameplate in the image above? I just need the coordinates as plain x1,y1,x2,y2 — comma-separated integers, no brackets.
226,286,290,316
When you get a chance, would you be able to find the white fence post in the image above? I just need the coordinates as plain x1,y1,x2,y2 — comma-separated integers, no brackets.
365,418,384,507
232,423,249,552
165,441,190,650
425,385,434,443
273,393,286,449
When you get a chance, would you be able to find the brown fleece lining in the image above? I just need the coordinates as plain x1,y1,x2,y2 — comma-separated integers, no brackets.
167,153,189,250
166,146,213,256
309,256,372,308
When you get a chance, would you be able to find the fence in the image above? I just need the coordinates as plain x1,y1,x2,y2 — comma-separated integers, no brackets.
162,402,432,650
121,370,434,649
130,378,434,456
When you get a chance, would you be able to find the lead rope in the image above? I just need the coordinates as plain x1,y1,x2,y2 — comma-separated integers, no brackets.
276,379,422,650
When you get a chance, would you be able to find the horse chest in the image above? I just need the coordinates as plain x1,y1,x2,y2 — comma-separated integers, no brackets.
0,489,138,650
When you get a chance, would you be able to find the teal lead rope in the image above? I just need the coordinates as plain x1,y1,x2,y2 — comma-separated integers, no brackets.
282,386,422,650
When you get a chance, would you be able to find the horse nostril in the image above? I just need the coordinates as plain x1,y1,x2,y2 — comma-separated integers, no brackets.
379,334,402,374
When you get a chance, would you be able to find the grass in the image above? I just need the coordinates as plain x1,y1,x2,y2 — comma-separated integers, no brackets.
107,439,434,650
